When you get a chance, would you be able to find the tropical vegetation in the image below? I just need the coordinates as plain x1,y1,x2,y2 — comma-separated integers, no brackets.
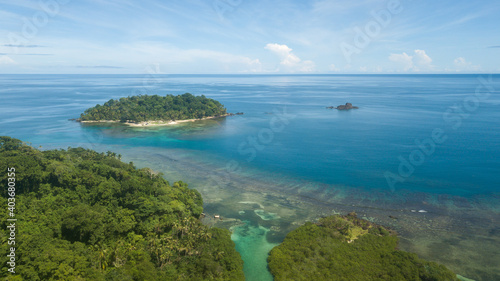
78,93,227,123
0,136,244,280
268,213,458,281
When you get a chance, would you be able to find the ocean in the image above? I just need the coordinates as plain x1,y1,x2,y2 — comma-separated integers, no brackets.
1,74,499,280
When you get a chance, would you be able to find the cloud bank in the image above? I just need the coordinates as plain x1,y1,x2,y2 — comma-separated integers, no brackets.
0,56,16,65
265,43,315,72
389,49,433,72
453,57,480,72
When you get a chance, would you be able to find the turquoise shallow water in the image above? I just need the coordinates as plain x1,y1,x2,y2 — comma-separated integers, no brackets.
1,74,499,280
231,210,279,281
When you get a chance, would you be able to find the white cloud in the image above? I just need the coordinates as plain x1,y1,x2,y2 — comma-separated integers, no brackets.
0,56,16,65
359,66,368,72
238,58,263,73
389,50,434,72
329,63,340,72
265,43,315,72
414,50,432,66
265,43,300,66
300,60,315,72
453,57,480,72
389,52,413,71
454,57,467,67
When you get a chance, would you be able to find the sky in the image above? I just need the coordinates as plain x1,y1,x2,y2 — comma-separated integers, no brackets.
0,0,499,74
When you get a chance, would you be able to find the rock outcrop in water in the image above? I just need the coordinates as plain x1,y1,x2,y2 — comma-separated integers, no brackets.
326,103,359,110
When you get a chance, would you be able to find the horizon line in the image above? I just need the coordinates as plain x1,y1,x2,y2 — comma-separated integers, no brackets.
1,73,498,76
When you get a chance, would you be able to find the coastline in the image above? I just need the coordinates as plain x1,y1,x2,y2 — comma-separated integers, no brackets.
104,145,498,281
79,114,232,127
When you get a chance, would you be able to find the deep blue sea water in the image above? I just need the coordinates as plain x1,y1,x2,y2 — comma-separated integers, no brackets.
2,74,499,195
1,74,499,280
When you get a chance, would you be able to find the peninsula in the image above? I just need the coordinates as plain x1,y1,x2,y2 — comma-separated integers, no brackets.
268,213,458,281
78,93,230,126
0,136,245,280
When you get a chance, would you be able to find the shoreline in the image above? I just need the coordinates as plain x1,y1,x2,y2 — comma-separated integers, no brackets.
79,113,232,127
42,141,497,281
105,145,498,281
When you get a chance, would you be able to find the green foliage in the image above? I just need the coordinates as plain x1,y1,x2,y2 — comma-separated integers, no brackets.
0,136,244,280
268,215,458,281
79,93,227,122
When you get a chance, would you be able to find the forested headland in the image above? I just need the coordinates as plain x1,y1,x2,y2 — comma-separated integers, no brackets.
78,93,228,123
268,213,458,281
0,136,244,280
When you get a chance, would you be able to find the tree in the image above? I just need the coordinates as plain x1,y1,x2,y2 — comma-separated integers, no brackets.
78,94,227,123
0,136,244,280
268,215,458,281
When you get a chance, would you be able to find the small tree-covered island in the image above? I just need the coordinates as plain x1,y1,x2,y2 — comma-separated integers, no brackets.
268,213,458,281
77,93,231,126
